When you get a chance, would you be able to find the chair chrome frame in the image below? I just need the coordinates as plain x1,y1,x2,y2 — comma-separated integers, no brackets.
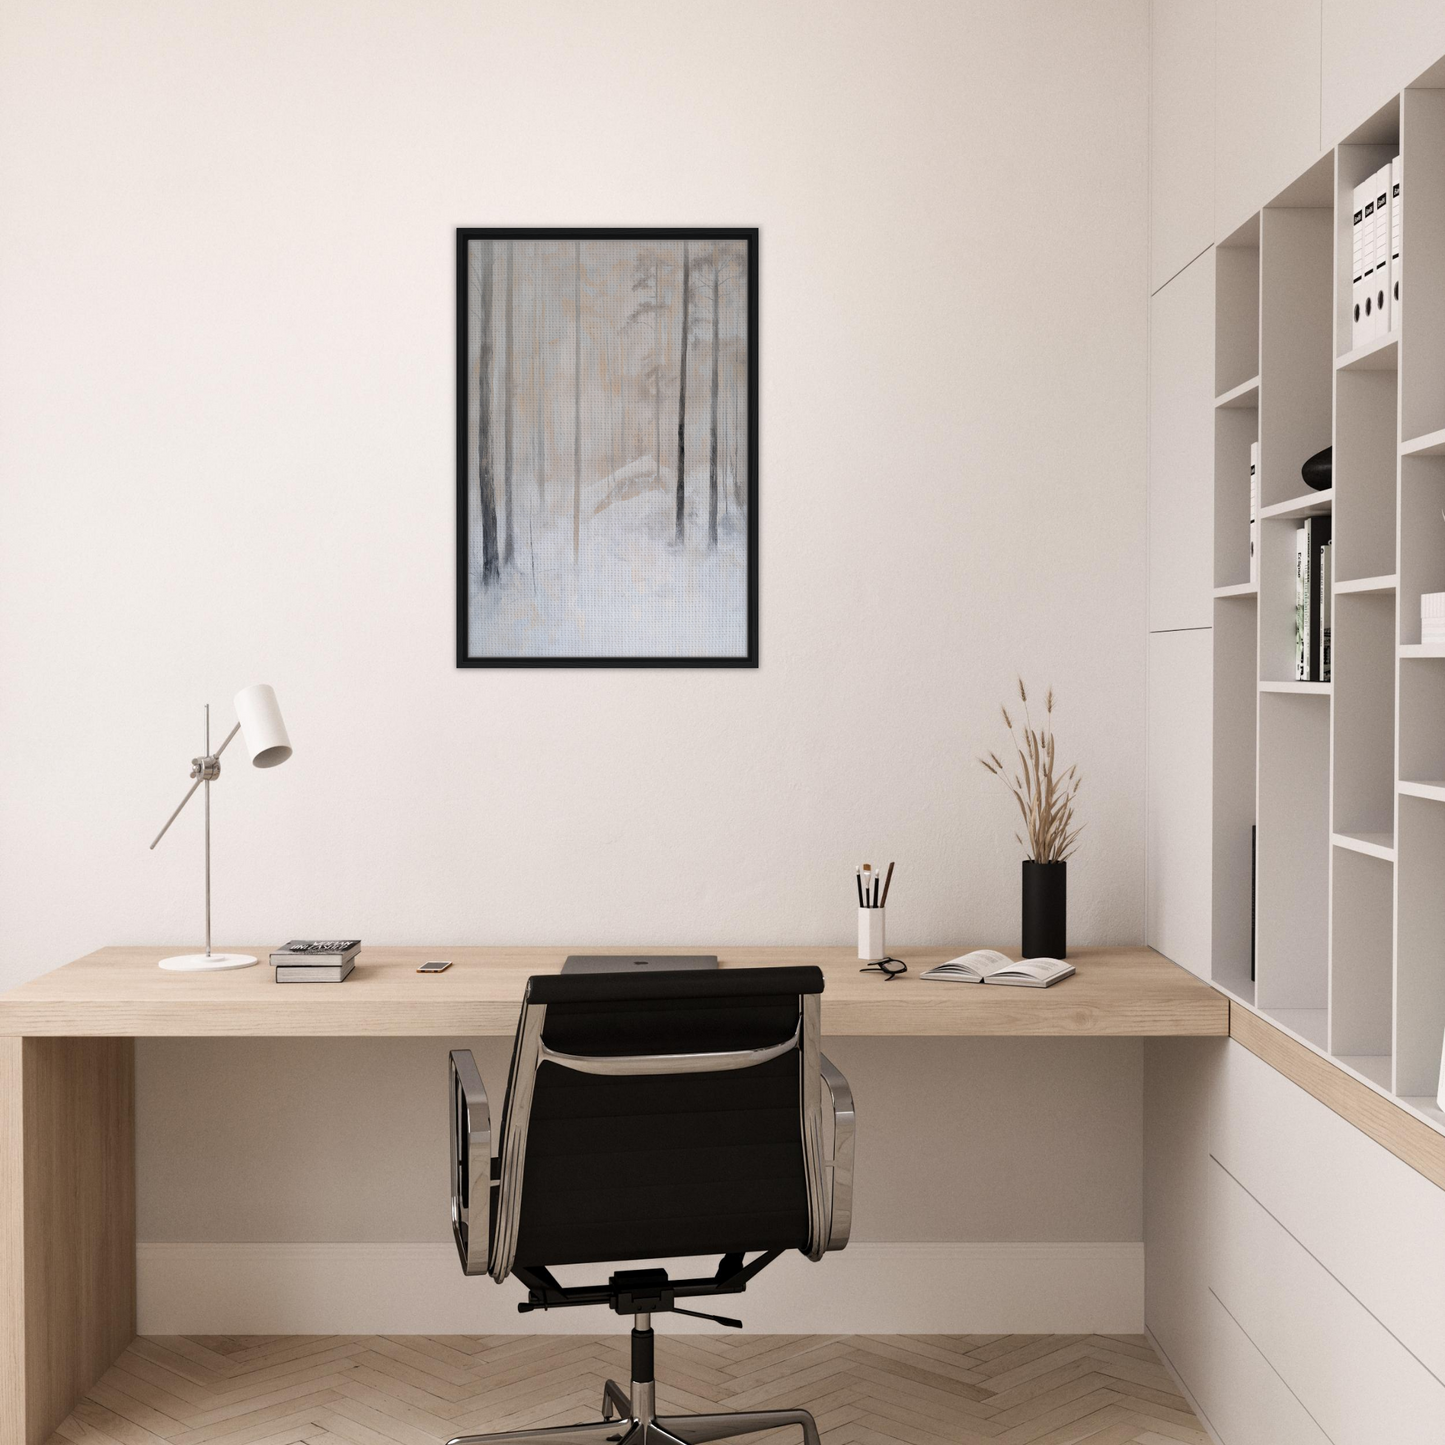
445,981,854,1445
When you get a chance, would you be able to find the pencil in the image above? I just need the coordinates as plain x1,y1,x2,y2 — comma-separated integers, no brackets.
880,860,895,907
855,869,865,908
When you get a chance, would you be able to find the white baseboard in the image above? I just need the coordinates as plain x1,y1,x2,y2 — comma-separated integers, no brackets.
137,1241,1143,1336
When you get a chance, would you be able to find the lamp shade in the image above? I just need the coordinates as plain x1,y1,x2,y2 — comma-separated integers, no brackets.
233,684,292,768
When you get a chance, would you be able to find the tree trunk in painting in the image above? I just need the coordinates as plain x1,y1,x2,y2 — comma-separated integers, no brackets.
503,241,515,567
707,248,720,549
533,290,545,505
573,240,582,565
675,242,690,544
653,259,662,481
476,241,500,586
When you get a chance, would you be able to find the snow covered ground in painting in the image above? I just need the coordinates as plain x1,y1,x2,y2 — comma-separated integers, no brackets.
467,458,748,658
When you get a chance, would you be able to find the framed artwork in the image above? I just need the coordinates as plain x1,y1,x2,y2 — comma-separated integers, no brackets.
456,227,758,667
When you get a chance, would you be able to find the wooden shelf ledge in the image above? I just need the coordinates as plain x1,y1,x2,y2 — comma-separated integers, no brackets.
1230,1002,1445,1192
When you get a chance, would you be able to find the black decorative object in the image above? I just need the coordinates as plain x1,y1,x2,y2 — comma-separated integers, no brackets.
1301,445,1332,492
1021,860,1067,959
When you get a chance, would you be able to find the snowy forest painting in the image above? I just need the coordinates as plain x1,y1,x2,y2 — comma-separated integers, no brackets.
456,228,757,666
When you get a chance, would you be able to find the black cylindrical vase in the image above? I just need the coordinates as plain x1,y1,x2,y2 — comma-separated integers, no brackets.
1022,860,1067,958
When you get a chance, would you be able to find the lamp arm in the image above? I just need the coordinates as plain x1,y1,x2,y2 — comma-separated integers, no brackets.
213,721,242,759
149,777,203,850
148,722,241,850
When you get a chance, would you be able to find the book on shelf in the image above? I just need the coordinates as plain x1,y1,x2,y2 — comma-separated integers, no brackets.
276,958,355,983
1320,538,1332,682
920,950,1074,988
1249,441,1259,584
1295,526,1308,679
1293,517,1332,681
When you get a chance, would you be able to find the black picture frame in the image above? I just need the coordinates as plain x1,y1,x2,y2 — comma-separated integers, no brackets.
455,227,759,668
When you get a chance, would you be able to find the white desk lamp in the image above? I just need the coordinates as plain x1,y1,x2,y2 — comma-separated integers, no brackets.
149,684,292,971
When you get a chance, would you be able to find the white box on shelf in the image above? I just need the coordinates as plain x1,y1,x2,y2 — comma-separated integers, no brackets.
1352,178,1368,349
1421,593,1445,639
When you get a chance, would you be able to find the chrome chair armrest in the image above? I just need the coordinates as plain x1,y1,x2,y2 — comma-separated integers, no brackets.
450,1049,492,1276
819,1052,854,1251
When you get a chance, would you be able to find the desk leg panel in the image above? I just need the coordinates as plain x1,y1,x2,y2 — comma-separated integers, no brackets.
0,1037,136,1445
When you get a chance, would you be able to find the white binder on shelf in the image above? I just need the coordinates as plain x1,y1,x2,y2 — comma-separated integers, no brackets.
1373,164,1391,341
1351,179,1368,349
1362,172,1380,342
1391,154,1402,333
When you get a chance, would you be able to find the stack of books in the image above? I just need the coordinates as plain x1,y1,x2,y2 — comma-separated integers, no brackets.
1294,518,1332,682
270,939,361,983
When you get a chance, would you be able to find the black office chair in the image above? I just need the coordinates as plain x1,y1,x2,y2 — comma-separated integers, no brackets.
446,965,855,1445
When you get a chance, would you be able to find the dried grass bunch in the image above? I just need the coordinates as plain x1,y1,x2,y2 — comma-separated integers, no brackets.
980,679,1083,863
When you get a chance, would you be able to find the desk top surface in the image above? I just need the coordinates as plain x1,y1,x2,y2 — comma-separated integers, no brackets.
0,944,1227,1037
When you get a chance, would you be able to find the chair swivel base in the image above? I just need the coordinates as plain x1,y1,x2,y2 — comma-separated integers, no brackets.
445,1376,822,1445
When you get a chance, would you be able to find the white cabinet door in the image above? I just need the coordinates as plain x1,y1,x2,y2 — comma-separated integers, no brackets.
1322,0,1445,145
1149,251,1215,632
1147,629,1213,978
1150,0,1215,292
1215,0,1323,237
1211,1156,1445,1444
1214,1039,1445,1384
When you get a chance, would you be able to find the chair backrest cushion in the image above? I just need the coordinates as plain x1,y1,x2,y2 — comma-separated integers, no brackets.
506,966,823,1268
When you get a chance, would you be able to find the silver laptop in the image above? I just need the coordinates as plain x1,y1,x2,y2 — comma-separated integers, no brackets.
561,954,719,974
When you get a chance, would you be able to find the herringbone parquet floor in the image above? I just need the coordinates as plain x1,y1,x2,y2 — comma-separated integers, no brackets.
49,1334,1210,1445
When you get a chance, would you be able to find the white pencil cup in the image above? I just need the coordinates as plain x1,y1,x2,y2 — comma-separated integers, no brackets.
858,907,886,962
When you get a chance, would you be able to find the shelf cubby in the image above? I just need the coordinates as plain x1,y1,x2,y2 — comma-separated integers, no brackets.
1255,692,1330,1017
1396,795,1445,1097
1398,454,1445,644
1211,593,1259,1003
1332,592,1396,837
1214,403,1257,589
1258,188,1332,511
1401,86,1445,444
1334,370,1397,581
1398,652,1445,785
1329,847,1393,1066
1216,216,1260,398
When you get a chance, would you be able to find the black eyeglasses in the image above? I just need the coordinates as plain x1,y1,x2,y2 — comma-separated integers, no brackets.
859,956,908,981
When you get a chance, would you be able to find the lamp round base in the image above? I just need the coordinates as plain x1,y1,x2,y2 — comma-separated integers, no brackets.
157,952,258,972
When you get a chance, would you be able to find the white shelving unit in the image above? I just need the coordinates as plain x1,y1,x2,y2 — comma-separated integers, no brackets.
1212,80,1445,1133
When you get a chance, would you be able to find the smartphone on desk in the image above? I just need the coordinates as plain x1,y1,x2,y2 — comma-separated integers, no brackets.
417,959,452,973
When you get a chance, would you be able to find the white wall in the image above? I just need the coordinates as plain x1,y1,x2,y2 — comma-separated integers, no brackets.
0,0,1149,979
0,0,1151,1320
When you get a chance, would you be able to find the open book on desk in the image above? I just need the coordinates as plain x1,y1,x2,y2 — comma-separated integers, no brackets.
920,950,1075,988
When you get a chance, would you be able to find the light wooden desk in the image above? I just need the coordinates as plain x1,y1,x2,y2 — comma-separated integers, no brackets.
0,944,1224,1445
